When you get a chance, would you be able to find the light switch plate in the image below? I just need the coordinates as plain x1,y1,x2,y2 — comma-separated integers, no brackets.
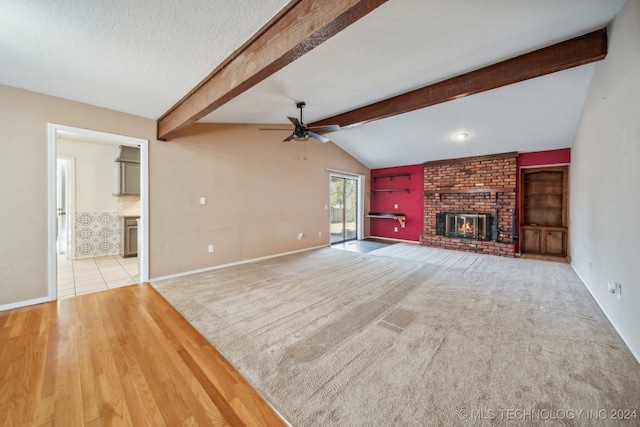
200,197,206,205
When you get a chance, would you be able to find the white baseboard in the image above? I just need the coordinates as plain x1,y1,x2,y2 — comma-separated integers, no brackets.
0,296,52,312
570,263,640,365
150,245,329,282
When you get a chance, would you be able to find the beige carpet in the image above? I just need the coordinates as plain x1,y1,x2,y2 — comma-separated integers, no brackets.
152,244,640,426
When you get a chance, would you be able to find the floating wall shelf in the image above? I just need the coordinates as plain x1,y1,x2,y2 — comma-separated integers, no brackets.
372,173,411,182
372,188,410,194
366,212,406,228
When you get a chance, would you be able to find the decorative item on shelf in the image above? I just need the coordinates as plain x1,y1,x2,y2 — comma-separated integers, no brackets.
366,212,406,228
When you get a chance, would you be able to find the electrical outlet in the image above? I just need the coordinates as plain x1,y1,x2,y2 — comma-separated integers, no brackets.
298,233,303,240
200,197,206,205
394,204,398,209
208,244,214,253
394,227,398,233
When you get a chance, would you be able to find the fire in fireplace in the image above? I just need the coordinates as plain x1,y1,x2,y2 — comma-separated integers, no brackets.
436,212,495,240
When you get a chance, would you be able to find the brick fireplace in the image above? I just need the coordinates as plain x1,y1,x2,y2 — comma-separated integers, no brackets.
421,152,517,256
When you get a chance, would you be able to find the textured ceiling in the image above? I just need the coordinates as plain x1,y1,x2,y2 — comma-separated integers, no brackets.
0,0,628,168
0,0,291,118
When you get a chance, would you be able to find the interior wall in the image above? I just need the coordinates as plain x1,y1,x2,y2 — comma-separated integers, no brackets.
0,84,155,307
370,164,424,241
149,123,370,279
0,84,370,307
57,139,119,212
569,0,640,360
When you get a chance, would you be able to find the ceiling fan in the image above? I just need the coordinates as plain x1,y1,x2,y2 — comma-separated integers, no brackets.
260,102,340,143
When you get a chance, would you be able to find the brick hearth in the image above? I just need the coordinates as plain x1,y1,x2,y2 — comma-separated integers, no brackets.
421,152,517,256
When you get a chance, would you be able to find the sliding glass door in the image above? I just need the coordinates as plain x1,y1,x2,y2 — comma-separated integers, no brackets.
330,176,358,243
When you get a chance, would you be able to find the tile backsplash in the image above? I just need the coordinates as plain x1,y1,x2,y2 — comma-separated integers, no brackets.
117,195,141,217
75,212,120,258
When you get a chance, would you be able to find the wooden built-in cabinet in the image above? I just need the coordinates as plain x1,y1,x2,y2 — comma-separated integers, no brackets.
521,226,566,256
520,166,568,257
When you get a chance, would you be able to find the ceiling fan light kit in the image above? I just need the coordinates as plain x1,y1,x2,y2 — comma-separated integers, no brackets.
260,101,341,143
454,132,468,141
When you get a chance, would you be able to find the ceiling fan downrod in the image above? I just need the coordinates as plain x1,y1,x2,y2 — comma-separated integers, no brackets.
296,101,306,126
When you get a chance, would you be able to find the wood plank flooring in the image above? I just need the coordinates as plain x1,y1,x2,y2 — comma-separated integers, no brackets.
0,284,288,427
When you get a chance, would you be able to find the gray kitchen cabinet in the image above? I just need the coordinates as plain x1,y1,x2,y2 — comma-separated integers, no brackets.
119,162,140,195
116,145,140,195
121,216,139,257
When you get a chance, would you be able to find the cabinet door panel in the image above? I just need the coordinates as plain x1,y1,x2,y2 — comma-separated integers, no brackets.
545,230,565,255
126,226,138,256
522,228,540,253
120,163,140,195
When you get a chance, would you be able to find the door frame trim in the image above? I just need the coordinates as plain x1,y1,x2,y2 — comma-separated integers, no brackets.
47,124,149,301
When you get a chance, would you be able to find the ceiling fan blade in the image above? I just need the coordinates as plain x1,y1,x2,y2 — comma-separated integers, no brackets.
259,128,292,131
308,131,330,143
288,116,301,127
283,134,294,142
308,124,341,133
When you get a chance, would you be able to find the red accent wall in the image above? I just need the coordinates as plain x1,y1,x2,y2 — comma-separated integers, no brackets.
370,164,424,241
518,148,571,168
515,148,571,252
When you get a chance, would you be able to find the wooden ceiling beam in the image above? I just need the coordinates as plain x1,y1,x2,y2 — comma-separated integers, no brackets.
157,0,388,141
309,28,608,129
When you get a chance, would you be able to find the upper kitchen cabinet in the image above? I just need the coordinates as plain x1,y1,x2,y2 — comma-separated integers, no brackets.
116,146,140,195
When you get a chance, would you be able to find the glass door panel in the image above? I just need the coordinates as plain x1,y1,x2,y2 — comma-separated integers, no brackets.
344,178,357,241
330,176,358,243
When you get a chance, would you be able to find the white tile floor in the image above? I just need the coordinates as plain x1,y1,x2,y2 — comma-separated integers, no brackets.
57,255,139,298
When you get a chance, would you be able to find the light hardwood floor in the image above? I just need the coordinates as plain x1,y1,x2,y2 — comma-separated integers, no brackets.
0,284,287,427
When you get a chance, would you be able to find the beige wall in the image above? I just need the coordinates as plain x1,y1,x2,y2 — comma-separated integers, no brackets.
0,84,155,306
57,138,120,212
149,123,370,278
0,84,369,306
569,0,640,360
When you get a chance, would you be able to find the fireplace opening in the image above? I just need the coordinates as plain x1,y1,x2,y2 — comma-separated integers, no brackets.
436,212,495,240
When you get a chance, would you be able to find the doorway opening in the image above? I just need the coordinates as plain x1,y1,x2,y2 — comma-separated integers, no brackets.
56,157,74,260
48,124,149,301
330,176,359,244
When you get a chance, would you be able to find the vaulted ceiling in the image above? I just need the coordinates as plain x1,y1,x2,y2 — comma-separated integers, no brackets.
0,0,627,168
